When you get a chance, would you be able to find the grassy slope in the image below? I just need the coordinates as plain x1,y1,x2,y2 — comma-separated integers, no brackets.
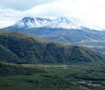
0,30,104,64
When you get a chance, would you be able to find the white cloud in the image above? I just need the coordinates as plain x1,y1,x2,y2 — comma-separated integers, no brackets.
0,8,25,28
24,1,77,17
1,0,105,28
24,0,105,28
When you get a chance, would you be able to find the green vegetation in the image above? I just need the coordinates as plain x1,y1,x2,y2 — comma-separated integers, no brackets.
1,63,105,90
0,45,18,62
0,30,104,64
0,62,45,76
0,30,105,89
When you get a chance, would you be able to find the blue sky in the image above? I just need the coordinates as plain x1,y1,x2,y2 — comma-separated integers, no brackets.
0,0,105,29
0,0,56,10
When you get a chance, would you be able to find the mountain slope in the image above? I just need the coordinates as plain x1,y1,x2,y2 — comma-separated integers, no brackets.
0,45,18,62
4,17,105,53
0,30,104,64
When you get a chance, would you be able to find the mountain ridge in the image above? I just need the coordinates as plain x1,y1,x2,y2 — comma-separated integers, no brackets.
12,16,104,30
0,30,104,64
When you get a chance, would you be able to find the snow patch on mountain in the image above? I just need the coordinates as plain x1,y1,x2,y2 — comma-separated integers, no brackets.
14,16,104,31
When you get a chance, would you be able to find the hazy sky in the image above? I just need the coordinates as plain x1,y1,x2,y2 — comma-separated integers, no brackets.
0,0,105,28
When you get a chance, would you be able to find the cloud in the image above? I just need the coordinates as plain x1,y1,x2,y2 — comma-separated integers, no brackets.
25,2,73,17
1,0,105,28
24,0,105,28
0,8,24,28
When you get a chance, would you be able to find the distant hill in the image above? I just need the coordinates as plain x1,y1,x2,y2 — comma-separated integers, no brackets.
0,30,104,64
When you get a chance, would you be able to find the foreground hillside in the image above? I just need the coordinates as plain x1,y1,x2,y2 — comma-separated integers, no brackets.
0,30,105,64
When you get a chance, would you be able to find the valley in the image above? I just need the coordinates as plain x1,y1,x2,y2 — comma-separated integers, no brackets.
1,62,105,90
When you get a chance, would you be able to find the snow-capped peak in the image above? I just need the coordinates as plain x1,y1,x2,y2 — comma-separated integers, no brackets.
15,17,52,28
14,16,104,30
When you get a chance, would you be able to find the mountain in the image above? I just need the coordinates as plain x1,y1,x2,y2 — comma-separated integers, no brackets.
10,16,105,30
6,16,104,30
0,30,104,64
4,17,105,53
12,17,87,29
